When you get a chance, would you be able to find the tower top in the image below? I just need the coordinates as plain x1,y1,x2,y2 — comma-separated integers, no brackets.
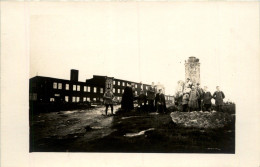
187,57,200,63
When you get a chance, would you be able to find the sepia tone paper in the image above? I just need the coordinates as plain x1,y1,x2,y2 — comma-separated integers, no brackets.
1,1,260,167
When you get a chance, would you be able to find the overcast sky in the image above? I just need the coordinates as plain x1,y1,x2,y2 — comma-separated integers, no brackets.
29,2,258,101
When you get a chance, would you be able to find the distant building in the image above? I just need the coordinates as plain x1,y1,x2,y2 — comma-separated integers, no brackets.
29,70,174,106
185,57,200,84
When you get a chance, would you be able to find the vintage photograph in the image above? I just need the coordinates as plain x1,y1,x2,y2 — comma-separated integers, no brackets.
2,1,260,166
27,2,239,153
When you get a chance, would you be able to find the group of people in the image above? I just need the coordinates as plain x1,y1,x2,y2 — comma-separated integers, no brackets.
103,78,226,115
103,82,167,115
136,82,167,113
181,78,225,112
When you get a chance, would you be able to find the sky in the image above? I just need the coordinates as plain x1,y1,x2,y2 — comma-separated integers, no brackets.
29,2,258,102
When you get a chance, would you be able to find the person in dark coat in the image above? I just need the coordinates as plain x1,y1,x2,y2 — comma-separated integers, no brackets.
196,83,204,111
202,86,212,111
138,90,147,110
155,89,166,113
213,86,225,112
147,82,156,112
121,83,134,112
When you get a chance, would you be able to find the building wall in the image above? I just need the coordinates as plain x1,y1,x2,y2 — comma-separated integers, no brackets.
30,74,174,105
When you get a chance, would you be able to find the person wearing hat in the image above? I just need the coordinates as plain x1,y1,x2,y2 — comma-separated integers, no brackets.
202,86,212,111
196,83,204,111
155,89,166,113
213,86,225,112
103,88,114,115
147,82,156,112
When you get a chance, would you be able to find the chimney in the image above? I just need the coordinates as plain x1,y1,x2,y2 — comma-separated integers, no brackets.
70,69,78,82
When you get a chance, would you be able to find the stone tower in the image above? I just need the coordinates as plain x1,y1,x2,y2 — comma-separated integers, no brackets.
185,57,200,84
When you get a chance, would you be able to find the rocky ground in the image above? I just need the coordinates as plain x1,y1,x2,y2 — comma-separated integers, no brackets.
30,105,235,153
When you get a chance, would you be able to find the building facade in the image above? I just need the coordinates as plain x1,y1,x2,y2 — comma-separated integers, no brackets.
29,70,174,105
185,56,200,84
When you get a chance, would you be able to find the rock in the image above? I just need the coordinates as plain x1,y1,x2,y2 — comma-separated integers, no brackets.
170,112,234,129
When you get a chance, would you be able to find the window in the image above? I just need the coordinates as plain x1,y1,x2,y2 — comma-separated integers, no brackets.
94,87,97,93
118,81,120,86
87,86,91,92
84,86,87,92
54,94,60,97
58,83,62,89
53,82,57,89
118,89,120,93
87,97,90,102
72,97,76,102
66,84,69,90
113,88,115,93
122,89,124,93
76,97,80,102
113,81,115,85
135,91,137,94
73,85,76,91
65,96,69,102
77,85,80,91
93,98,96,101
50,98,55,102
100,88,103,94
83,97,86,102
122,82,125,86
135,84,137,88
29,93,37,101
146,86,149,90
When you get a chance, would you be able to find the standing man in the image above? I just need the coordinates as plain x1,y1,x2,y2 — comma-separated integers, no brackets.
138,90,147,110
147,82,156,112
155,89,166,113
103,88,114,115
196,83,203,111
202,86,212,111
188,85,200,112
213,86,225,112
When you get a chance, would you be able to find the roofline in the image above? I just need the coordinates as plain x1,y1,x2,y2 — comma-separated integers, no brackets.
29,76,86,83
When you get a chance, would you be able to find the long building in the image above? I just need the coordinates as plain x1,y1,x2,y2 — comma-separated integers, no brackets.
29,69,174,105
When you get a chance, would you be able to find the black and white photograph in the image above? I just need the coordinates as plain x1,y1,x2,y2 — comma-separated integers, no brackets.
1,1,260,167
28,2,238,153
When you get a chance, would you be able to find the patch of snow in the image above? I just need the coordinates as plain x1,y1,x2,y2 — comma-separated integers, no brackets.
124,128,155,137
